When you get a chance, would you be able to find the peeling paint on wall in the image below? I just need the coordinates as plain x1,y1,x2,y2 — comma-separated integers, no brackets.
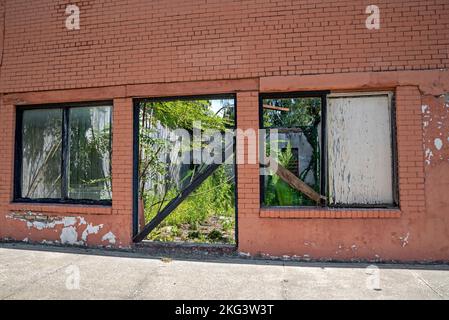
434,138,443,150
101,231,116,244
6,212,77,231
425,148,434,165
81,223,104,242
422,96,449,166
6,212,113,246
399,232,410,248
60,226,80,245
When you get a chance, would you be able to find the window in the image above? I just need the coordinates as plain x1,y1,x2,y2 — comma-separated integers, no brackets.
261,94,324,207
327,93,395,206
15,103,112,204
260,92,397,208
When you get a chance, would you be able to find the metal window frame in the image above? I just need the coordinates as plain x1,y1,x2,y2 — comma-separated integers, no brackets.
14,101,113,206
132,94,238,244
259,91,329,209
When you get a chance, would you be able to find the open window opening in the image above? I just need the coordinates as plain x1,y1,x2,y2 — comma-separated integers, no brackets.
14,103,113,205
134,96,236,245
260,92,398,209
261,94,325,207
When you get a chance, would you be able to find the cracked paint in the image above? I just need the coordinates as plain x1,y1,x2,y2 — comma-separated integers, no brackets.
423,97,449,166
327,95,394,204
434,138,443,150
238,252,251,258
399,232,410,248
60,226,80,245
425,148,434,165
81,223,104,242
6,212,113,247
6,212,77,231
101,231,116,244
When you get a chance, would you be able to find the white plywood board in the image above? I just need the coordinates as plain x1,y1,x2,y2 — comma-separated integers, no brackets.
327,94,394,205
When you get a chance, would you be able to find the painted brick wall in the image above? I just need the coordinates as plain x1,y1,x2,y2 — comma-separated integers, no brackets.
0,0,448,260
0,97,133,248
0,0,448,93
237,85,442,261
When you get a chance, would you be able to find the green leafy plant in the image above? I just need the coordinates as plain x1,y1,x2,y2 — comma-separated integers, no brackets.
139,99,236,244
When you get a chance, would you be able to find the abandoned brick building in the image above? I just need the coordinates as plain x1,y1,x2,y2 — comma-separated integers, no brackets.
0,0,448,262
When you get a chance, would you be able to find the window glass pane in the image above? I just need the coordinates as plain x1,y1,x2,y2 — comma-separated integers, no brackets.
68,106,112,201
262,97,322,207
327,94,394,205
21,109,62,199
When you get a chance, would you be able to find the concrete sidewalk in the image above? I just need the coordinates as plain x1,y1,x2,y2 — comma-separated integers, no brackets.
0,243,448,300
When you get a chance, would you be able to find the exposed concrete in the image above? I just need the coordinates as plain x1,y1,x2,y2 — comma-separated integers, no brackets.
0,243,448,300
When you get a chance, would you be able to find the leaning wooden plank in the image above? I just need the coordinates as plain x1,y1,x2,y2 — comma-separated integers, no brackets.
267,156,324,204
263,104,289,112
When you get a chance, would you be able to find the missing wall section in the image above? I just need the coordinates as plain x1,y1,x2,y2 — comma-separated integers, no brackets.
134,96,237,245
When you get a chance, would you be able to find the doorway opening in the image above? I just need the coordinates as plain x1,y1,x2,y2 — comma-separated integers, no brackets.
133,95,237,245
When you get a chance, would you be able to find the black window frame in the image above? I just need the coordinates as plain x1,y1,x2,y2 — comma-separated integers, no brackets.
259,91,399,209
132,94,239,242
259,91,328,209
14,101,113,206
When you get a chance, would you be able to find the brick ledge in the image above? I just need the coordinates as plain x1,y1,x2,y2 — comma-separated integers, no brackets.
260,208,401,219
7,203,112,216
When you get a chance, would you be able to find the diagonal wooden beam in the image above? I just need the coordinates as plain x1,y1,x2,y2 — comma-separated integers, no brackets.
263,104,290,112
266,156,325,204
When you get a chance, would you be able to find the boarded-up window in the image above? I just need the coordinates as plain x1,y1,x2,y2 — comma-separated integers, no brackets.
16,104,112,204
327,93,394,205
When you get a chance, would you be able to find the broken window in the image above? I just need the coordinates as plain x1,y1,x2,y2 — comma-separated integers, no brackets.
260,92,397,208
16,104,112,204
261,95,323,207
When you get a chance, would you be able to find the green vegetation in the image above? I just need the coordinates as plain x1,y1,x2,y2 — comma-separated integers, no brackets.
138,99,236,244
144,165,235,243
262,97,321,207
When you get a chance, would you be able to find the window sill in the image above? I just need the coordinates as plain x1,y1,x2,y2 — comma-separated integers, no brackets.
260,207,401,219
8,202,113,215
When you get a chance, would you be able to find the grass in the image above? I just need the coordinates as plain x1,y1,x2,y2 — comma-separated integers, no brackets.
143,166,236,244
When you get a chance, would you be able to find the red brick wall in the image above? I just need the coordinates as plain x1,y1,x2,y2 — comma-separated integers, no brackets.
0,0,448,92
0,0,449,260
0,98,133,248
